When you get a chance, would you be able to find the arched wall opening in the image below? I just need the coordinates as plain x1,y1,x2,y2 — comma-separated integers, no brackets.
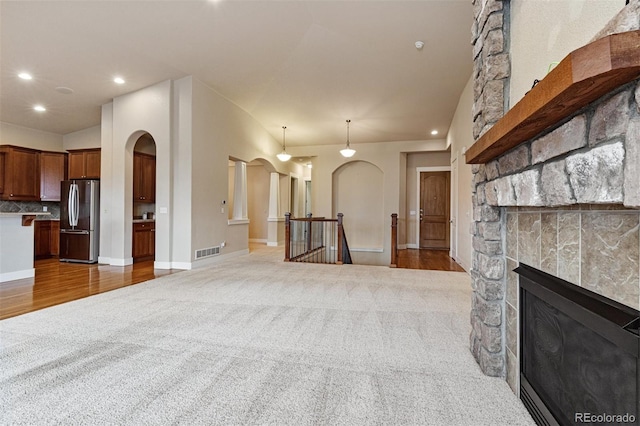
131,132,157,262
332,160,384,251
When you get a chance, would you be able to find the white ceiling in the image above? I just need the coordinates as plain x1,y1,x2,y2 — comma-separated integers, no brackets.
0,0,473,147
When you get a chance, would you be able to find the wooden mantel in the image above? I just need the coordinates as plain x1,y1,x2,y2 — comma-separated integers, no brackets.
465,30,640,164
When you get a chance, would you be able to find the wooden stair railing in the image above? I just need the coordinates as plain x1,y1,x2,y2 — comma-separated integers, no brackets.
390,213,398,268
284,212,352,264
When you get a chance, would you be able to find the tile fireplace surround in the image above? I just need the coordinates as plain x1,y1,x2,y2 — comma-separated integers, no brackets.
468,0,640,394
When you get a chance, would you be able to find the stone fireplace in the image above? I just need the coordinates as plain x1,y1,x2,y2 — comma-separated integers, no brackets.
468,0,640,398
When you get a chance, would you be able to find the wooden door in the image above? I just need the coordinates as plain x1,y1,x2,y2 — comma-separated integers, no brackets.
0,152,5,196
133,153,142,201
34,220,51,258
4,147,39,200
133,224,149,258
40,152,67,201
149,222,156,257
84,150,101,179
68,152,85,179
133,222,154,259
142,155,155,202
50,220,60,256
419,171,450,249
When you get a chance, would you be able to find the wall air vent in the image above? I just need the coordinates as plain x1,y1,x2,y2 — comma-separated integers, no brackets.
195,246,220,259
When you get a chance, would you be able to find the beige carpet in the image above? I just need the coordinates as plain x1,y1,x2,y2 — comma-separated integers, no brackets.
0,245,534,425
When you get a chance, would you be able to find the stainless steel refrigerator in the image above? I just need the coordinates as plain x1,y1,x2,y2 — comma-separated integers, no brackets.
60,180,100,263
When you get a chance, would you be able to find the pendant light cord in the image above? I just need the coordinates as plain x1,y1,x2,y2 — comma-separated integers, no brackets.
346,120,351,148
282,126,287,150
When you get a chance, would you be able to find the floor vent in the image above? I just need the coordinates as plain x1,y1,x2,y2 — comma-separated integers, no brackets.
195,246,220,259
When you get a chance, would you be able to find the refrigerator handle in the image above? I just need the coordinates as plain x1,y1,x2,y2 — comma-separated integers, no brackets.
68,184,74,226
71,183,79,227
74,184,79,227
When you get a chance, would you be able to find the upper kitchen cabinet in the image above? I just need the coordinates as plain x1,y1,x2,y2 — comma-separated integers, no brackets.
39,151,68,201
0,145,39,201
68,149,100,179
0,152,5,196
133,152,156,203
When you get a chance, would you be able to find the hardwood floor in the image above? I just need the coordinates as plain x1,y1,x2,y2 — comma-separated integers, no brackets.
0,258,177,320
395,249,466,272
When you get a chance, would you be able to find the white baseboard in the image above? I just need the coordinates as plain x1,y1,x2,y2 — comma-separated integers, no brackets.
110,258,133,266
398,244,407,250
154,261,172,270
170,262,192,270
406,244,419,249
249,238,267,243
98,256,111,264
0,268,35,283
267,241,282,247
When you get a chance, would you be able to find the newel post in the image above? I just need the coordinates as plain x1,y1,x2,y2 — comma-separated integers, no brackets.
284,212,291,262
306,213,312,252
390,213,398,268
337,213,344,265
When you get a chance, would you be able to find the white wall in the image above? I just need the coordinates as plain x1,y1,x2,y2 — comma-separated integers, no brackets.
100,80,173,267
333,161,385,253
171,77,194,266
510,0,625,105
63,125,101,150
448,76,474,272
291,138,448,265
247,164,270,241
0,121,63,151
189,78,303,262
405,151,451,248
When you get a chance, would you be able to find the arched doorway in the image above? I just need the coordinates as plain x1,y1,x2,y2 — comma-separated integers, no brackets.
132,133,157,262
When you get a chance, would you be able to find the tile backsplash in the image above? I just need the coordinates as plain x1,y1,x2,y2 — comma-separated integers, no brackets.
0,201,60,219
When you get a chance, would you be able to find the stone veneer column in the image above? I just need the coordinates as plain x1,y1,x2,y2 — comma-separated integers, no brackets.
469,0,511,377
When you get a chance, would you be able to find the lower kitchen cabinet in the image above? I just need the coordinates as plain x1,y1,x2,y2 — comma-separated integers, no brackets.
133,221,155,261
34,220,60,259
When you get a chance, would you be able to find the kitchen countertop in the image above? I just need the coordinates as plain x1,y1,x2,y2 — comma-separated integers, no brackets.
0,212,51,217
133,219,156,223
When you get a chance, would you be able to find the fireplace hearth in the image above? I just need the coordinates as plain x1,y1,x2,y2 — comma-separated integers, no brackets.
516,264,639,426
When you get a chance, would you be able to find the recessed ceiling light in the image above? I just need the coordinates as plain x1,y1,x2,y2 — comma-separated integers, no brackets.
18,72,33,80
431,130,438,135
33,105,46,112
113,77,125,84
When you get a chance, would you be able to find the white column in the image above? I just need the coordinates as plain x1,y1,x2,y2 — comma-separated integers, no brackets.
268,172,280,219
232,161,248,220
267,172,283,246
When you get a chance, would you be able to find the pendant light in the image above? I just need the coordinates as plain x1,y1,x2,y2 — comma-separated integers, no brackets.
340,119,356,158
277,126,291,162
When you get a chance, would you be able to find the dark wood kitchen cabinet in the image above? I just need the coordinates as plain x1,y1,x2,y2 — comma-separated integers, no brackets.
0,145,39,201
68,149,100,179
34,220,52,259
50,220,60,256
39,151,67,201
0,152,5,196
34,220,61,259
133,152,155,203
132,221,155,261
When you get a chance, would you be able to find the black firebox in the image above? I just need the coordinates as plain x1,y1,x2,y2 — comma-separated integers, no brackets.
516,264,640,426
